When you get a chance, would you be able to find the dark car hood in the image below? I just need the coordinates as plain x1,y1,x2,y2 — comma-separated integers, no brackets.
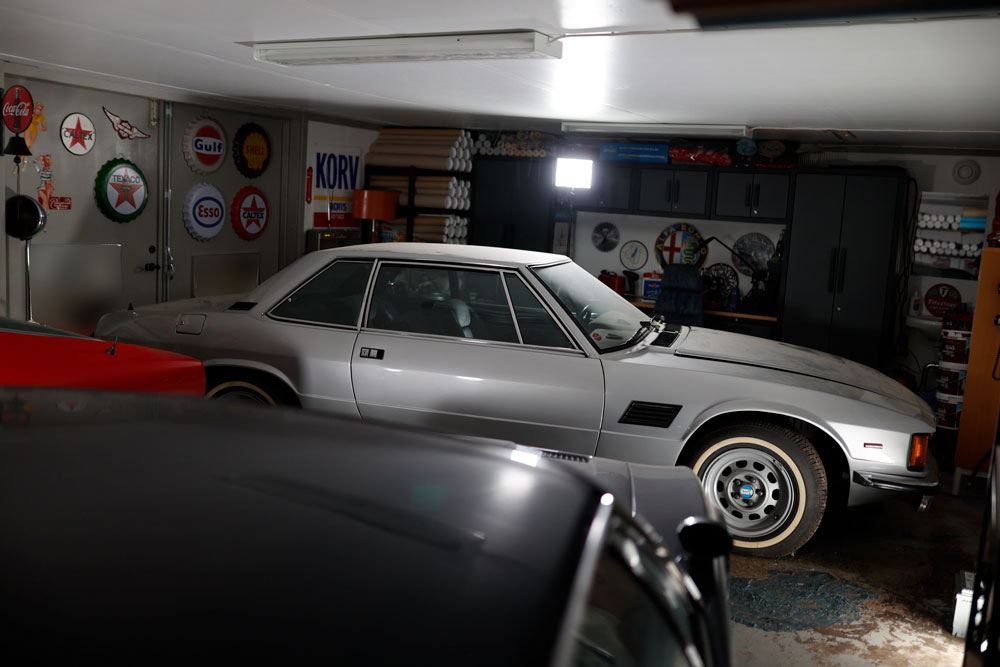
671,326,919,404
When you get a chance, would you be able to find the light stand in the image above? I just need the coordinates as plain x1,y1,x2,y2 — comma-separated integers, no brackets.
698,236,771,313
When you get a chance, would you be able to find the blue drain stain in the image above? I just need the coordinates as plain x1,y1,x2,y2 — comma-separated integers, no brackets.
729,570,876,632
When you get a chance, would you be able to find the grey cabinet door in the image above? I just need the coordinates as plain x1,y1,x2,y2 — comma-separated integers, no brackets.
752,173,789,219
715,172,754,217
782,173,845,353
671,169,709,215
638,168,672,212
828,176,899,366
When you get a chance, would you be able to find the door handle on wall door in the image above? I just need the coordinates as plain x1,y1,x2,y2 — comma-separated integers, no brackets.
837,249,848,293
827,248,838,292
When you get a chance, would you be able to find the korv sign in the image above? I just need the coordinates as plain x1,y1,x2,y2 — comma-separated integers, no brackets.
311,146,361,228
3,85,34,134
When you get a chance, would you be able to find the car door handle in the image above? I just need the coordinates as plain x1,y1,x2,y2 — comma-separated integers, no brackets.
359,347,384,360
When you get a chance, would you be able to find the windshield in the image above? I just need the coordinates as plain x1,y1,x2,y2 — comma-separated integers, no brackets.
533,262,648,352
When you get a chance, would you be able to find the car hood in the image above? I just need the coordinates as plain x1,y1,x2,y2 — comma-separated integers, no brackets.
668,326,918,404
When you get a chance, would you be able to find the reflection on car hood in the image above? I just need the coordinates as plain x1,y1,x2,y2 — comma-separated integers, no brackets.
672,327,918,403
131,293,244,313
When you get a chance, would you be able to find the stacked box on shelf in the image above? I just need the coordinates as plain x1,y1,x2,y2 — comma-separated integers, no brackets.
936,310,973,430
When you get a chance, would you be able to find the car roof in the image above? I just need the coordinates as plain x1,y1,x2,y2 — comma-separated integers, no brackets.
0,388,603,662
323,242,569,268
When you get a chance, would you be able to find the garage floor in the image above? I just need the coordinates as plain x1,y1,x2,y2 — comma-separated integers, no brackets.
729,466,985,666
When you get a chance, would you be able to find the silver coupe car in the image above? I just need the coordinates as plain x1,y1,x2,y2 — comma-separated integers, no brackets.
96,243,939,556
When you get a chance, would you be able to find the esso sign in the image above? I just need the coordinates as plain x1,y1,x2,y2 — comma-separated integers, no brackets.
2,85,34,134
183,183,226,241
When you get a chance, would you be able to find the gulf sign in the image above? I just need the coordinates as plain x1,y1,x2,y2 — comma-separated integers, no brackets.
310,146,361,228
183,117,226,174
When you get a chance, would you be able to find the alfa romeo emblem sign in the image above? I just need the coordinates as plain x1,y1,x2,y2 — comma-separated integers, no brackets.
231,186,269,240
2,85,34,134
94,158,148,223
232,122,271,178
655,222,707,269
183,183,226,242
183,117,226,174
60,113,96,155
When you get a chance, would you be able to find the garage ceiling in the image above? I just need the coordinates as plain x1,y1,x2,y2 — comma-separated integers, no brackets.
1,1,1000,149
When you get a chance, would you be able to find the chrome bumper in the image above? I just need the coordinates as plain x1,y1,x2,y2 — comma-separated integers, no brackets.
851,470,940,495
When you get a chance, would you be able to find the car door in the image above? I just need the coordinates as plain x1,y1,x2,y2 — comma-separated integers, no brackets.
265,259,373,417
351,262,605,455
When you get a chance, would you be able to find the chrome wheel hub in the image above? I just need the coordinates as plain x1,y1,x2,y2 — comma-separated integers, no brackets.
700,448,796,539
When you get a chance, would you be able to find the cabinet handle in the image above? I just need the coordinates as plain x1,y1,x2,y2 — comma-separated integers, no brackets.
672,179,680,205
744,184,752,207
752,184,761,209
837,249,847,293
827,248,838,292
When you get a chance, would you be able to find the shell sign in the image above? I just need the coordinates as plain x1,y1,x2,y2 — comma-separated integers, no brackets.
232,122,270,178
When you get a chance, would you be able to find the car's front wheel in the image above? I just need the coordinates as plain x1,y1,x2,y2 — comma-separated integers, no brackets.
689,421,827,558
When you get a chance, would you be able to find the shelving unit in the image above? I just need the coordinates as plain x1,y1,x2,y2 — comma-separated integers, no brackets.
912,191,987,280
365,165,471,244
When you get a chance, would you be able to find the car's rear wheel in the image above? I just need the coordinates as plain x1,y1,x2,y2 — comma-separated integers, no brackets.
205,372,297,407
689,421,827,558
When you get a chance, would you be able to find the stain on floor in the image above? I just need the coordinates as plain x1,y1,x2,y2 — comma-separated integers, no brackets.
730,570,876,632
728,469,985,666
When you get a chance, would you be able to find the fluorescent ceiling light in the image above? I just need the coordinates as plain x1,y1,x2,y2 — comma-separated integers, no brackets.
252,31,561,66
561,122,749,138
555,158,593,189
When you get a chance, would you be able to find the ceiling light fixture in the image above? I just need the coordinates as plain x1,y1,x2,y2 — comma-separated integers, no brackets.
560,122,750,138
251,30,562,66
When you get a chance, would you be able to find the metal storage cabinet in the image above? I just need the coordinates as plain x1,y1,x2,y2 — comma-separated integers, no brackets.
637,167,710,216
781,168,907,369
714,170,790,220
470,158,554,251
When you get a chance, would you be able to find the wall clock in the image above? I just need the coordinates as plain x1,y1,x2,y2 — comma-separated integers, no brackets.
592,221,620,252
619,240,648,270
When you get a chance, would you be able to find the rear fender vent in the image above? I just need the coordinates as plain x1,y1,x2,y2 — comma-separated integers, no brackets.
619,401,681,429
228,301,256,311
540,450,591,463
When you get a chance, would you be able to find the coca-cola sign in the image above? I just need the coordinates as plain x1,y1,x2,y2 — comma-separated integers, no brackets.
2,85,34,134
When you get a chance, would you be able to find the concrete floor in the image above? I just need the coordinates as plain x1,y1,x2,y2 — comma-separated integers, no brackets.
729,467,986,667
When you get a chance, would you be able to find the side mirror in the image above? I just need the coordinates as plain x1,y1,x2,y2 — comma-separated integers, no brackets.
678,516,731,560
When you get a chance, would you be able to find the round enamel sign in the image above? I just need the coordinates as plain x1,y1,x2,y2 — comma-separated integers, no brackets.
2,85,34,134
60,113,96,155
231,186,269,240
654,222,707,269
94,158,149,223
183,183,226,241
924,283,962,318
183,117,226,174
232,122,270,178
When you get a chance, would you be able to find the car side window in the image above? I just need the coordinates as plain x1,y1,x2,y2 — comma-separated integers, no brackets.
270,260,373,327
573,549,692,667
504,274,574,349
367,264,518,343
